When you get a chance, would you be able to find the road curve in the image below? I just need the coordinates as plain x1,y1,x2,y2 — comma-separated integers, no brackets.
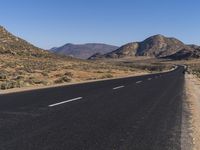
0,66,185,150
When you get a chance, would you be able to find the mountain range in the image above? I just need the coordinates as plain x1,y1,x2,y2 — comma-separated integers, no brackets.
51,43,118,59
1,25,200,61
89,35,200,60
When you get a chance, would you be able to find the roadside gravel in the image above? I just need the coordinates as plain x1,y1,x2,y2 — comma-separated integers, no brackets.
184,74,200,150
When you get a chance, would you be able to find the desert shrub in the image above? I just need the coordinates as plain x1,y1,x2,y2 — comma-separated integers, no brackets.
96,70,104,73
25,77,46,85
41,72,49,76
23,66,34,73
101,74,113,79
54,76,71,84
192,69,200,78
0,80,23,90
32,79,44,84
24,78,34,85
86,77,98,80
12,75,24,80
0,73,7,80
64,65,73,69
55,73,63,77
64,71,73,77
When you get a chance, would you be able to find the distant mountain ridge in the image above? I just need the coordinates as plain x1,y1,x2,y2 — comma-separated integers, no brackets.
89,35,200,60
51,43,118,59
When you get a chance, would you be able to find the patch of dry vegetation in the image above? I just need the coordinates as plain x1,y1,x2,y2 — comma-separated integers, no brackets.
0,55,173,90
1,55,169,90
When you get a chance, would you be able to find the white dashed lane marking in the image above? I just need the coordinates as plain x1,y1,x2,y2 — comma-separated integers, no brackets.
113,86,125,90
49,97,83,107
136,81,142,84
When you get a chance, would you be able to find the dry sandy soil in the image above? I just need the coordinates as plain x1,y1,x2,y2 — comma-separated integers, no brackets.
184,74,200,150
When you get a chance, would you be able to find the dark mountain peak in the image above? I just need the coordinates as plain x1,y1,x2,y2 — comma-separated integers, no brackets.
51,43,118,59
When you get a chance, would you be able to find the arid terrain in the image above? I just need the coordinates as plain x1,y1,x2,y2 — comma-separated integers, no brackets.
0,26,174,91
0,53,173,91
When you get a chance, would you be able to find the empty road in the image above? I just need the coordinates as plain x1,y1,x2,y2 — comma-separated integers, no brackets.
0,66,185,150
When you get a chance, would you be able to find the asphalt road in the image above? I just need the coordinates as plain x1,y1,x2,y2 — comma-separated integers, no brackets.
0,66,185,150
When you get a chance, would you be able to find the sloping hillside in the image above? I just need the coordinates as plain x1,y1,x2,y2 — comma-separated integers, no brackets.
0,26,52,58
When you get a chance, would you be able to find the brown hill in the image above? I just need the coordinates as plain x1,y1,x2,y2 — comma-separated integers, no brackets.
136,35,190,57
90,35,198,60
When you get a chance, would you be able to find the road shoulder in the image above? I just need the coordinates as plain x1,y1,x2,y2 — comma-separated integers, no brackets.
184,74,200,150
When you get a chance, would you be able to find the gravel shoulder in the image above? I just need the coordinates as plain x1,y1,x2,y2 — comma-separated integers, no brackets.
184,74,200,150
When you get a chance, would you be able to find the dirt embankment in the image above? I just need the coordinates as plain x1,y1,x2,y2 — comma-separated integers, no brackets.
185,74,200,150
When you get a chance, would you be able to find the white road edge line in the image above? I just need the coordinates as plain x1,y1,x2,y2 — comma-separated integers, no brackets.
136,81,142,84
48,97,83,107
113,86,125,90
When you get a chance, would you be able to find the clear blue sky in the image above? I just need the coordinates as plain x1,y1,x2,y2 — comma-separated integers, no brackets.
0,0,200,49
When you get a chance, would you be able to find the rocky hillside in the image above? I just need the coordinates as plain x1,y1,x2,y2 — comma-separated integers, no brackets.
51,43,118,59
90,35,199,60
0,26,54,58
136,35,189,57
164,48,200,60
